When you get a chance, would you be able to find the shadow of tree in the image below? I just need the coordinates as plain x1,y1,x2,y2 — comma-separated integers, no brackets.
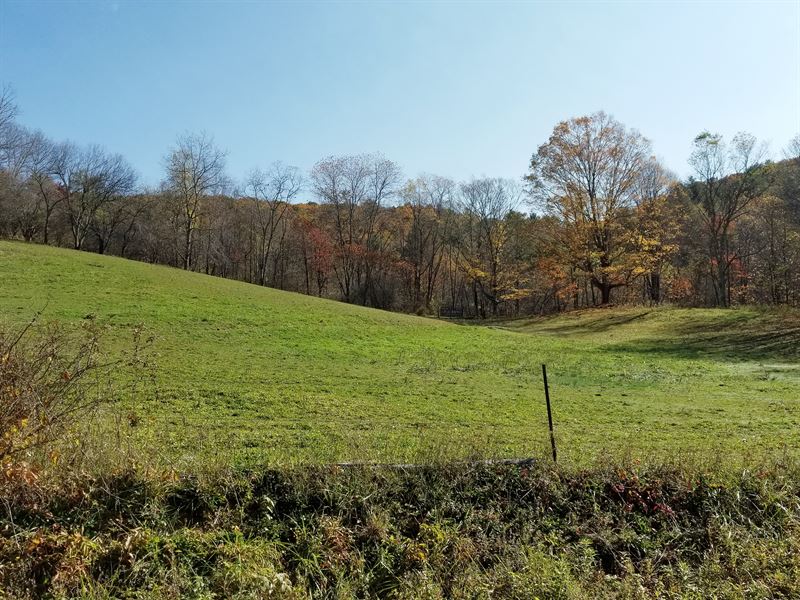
609,320,800,363
532,310,653,335
503,308,800,363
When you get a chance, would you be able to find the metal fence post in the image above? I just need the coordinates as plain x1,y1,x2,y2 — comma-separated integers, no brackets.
542,364,557,464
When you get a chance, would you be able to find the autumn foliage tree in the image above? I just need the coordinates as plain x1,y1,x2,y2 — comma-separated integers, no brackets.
526,112,661,304
632,159,681,304
1,83,799,314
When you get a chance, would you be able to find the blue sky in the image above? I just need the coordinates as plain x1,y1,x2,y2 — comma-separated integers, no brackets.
1,1,798,189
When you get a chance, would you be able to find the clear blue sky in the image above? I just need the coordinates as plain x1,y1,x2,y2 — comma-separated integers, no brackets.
1,0,798,189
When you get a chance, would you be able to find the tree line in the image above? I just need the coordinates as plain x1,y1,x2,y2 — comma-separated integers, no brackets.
1,85,799,316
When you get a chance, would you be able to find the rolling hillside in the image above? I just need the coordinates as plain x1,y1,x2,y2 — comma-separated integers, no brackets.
1,240,799,467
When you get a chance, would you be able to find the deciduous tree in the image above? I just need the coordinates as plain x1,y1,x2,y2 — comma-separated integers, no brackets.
164,132,227,270
526,112,654,304
400,174,454,312
245,162,303,286
686,131,767,306
458,177,521,317
51,143,137,250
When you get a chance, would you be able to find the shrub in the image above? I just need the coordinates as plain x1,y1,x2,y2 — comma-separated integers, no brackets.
0,315,151,483
1,317,104,465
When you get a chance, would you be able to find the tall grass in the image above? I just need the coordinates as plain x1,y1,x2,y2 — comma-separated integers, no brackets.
2,456,800,598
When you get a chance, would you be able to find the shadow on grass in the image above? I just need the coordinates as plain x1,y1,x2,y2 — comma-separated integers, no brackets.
498,309,655,335
533,310,654,335
502,307,800,363
610,319,800,363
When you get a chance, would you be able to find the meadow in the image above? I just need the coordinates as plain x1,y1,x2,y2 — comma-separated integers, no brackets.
3,240,800,598
1,239,798,469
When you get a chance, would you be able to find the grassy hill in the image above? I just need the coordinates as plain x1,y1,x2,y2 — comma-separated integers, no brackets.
1,240,799,468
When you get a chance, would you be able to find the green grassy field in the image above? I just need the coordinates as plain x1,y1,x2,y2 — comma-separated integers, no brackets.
1,240,799,467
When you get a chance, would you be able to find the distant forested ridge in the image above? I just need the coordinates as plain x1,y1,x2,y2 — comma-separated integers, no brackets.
1,86,798,316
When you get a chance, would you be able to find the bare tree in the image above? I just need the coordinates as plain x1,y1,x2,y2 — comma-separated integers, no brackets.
52,143,138,250
686,131,767,306
361,154,402,305
0,130,62,244
0,125,51,240
245,162,303,286
0,124,40,179
0,89,26,220
0,171,36,240
785,134,800,161
115,194,154,258
0,85,16,130
458,177,521,316
740,195,799,305
400,174,455,312
311,153,401,304
0,84,18,162
25,132,61,244
89,195,139,255
311,155,364,302
778,134,800,226
164,132,227,270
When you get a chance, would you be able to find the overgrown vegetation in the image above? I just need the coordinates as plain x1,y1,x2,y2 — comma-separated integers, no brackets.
0,317,109,481
0,314,154,493
2,458,800,598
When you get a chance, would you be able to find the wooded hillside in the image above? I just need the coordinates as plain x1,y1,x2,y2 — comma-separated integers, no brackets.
2,88,798,316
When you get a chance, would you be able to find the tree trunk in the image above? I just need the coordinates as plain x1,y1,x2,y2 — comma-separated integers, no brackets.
183,225,192,270
647,272,661,305
600,283,611,305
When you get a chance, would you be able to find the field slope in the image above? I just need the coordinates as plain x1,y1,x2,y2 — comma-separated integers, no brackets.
1,240,799,466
